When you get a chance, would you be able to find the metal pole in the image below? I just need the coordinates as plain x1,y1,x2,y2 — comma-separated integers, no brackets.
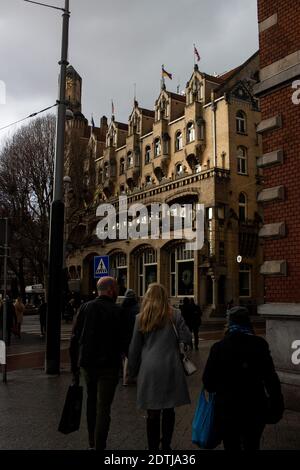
2,218,8,383
45,0,70,374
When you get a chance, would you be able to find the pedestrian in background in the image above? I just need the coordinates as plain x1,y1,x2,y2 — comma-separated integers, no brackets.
189,299,202,350
202,306,284,450
70,276,129,450
129,283,192,451
121,288,139,386
38,299,47,337
14,296,25,339
179,297,191,330
0,296,17,346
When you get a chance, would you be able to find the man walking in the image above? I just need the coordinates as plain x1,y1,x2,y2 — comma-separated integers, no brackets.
69,277,129,450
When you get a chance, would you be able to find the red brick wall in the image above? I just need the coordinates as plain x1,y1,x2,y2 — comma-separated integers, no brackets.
258,0,300,69
258,0,300,303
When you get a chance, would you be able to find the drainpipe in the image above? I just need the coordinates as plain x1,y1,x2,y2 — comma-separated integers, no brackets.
211,90,217,167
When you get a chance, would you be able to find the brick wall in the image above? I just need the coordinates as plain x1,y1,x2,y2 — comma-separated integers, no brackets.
258,0,300,69
258,0,300,303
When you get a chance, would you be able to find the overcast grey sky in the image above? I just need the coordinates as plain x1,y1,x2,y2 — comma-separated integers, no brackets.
0,0,259,141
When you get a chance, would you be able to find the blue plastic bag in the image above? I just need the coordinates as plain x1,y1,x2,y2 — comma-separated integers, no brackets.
192,389,221,449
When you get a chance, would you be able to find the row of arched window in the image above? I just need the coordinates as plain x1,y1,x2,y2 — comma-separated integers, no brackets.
99,144,250,184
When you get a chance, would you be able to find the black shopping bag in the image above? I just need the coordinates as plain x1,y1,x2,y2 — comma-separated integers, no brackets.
58,384,83,434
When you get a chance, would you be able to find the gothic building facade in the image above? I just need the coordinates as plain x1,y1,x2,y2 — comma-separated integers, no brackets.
65,52,264,317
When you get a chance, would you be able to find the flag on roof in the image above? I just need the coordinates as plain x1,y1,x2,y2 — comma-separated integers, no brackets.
194,44,200,62
162,65,172,80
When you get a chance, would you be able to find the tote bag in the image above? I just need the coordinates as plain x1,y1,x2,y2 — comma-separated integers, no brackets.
192,389,220,449
58,383,83,434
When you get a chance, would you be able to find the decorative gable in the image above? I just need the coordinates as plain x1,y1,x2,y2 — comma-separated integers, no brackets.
228,80,259,110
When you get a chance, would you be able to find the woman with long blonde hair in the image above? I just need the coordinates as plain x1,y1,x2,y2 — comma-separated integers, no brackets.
129,283,192,450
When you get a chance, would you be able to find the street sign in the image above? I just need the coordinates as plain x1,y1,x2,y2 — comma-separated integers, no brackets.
94,256,110,279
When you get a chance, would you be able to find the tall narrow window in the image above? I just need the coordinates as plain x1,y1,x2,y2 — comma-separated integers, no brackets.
186,122,195,143
239,192,247,222
138,249,157,296
170,245,194,297
120,158,125,175
237,146,247,175
236,110,247,134
175,131,183,151
110,252,127,296
154,138,161,157
145,145,151,164
127,151,133,168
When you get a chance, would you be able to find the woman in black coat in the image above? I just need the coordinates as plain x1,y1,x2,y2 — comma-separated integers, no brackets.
202,306,284,450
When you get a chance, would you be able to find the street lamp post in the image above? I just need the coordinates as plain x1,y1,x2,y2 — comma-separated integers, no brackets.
45,0,70,374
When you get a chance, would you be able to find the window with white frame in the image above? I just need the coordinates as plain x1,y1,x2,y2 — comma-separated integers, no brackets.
239,192,247,222
237,146,248,175
187,122,195,143
154,138,161,157
145,145,151,164
110,252,127,296
175,131,183,151
120,157,125,175
138,248,157,296
236,110,247,134
175,163,184,176
170,245,194,297
127,151,133,168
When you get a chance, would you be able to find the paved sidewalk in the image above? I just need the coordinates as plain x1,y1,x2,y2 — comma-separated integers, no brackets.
0,340,299,450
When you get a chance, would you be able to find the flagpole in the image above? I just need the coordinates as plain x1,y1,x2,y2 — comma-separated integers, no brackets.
161,64,165,89
193,44,196,66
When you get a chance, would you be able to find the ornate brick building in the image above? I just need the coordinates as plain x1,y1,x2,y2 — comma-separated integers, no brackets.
65,53,263,317
255,0,300,409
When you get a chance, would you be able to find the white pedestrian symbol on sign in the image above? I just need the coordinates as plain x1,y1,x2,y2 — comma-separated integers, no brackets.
96,258,108,275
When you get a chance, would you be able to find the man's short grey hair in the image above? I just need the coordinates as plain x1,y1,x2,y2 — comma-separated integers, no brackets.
97,278,116,292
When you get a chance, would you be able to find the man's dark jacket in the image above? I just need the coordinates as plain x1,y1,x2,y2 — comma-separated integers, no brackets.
70,296,129,373
202,332,284,424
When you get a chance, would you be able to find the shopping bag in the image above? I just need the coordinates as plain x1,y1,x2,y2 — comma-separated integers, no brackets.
181,354,197,376
192,389,221,449
58,383,83,434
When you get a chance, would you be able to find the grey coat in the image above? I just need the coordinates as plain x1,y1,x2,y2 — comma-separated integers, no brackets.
128,309,192,410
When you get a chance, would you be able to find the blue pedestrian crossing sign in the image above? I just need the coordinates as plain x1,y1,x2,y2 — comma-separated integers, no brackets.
94,256,110,279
